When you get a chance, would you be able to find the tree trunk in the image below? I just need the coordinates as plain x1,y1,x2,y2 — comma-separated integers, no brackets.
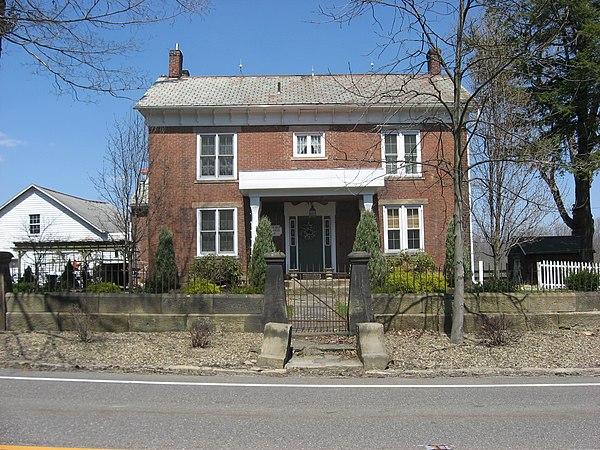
572,98,596,263
451,134,465,345
572,171,595,262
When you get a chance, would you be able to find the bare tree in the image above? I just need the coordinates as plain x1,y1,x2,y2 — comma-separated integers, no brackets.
0,0,209,97
92,111,150,291
469,13,554,276
325,0,553,344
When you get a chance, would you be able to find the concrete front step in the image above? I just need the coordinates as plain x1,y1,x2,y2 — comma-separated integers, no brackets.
286,338,361,369
285,355,363,369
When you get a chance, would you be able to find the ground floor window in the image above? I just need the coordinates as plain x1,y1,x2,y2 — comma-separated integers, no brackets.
383,205,424,252
197,208,237,256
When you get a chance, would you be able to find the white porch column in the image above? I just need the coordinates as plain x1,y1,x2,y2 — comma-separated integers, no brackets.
362,194,374,212
249,196,261,250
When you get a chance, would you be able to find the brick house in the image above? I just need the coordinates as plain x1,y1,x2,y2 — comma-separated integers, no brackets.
135,47,467,277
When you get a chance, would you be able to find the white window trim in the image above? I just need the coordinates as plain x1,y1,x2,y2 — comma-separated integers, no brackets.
196,133,238,180
293,132,325,158
196,208,238,256
381,130,422,177
29,214,41,235
383,205,424,253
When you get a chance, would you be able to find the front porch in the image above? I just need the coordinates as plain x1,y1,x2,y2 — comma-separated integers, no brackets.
239,168,385,273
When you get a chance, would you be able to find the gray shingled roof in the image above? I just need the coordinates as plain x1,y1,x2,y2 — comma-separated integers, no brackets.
35,186,121,234
136,73,464,109
510,236,582,256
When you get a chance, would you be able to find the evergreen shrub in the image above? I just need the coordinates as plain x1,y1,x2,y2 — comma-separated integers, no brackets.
183,278,221,294
188,255,241,288
352,210,387,288
565,270,599,292
147,226,179,293
86,282,122,293
248,216,276,291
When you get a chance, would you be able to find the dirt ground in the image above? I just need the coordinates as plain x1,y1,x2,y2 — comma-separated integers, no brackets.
1,329,599,377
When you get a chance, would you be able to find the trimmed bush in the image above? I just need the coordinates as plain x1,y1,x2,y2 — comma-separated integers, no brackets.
352,210,387,288
473,277,520,293
22,266,34,283
183,278,221,294
188,255,241,288
60,260,77,290
380,268,447,293
12,282,35,293
86,282,122,293
147,226,179,293
565,270,599,292
248,216,276,291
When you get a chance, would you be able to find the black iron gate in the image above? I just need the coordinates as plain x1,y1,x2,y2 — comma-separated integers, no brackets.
285,271,349,334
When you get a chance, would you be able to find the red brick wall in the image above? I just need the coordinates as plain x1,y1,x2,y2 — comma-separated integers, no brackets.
145,124,467,276
239,125,381,171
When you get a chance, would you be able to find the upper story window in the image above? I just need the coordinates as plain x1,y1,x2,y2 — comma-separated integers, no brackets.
383,205,424,253
197,208,237,256
29,214,40,235
293,133,325,158
383,131,421,176
197,133,237,180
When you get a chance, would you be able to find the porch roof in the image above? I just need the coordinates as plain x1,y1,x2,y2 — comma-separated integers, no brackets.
239,168,385,197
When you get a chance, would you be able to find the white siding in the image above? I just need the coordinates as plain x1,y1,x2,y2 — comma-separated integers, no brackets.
0,190,107,255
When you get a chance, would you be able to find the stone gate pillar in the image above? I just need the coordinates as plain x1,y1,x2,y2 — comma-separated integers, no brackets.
263,252,288,325
0,252,13,331
348,251,373,334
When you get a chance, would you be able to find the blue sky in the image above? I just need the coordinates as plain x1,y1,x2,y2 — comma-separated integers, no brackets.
0,0,597,220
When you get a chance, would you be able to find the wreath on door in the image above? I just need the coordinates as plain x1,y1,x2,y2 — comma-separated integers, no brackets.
299,222,317,240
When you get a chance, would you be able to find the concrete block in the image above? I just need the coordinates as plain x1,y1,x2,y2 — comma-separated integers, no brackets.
46,293,99,313
194,314,261,332
465,293,527,314
356,322,389,370
526,313,559,331
375,313,443,332
528,293,576,312
213,295,263,314
161,295,213,314
7,293,47,313
97,294,161,314
372,294,423,315
129,314,187,332
557,312,600,330
6,312,60,331
420,294,447,315
91,314,130,332
575,293,600,312
257,322,292,369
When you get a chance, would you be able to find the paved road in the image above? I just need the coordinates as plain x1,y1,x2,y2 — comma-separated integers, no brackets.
1,369,599,449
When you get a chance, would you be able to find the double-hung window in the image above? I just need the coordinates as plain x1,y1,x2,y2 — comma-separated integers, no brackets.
384,205,424,252
293,133,324,157
29,214,40,235
197,133,236,180
197,208,237,256
383,131,421,176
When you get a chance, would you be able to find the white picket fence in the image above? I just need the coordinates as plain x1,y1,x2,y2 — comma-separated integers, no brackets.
537,260,600,290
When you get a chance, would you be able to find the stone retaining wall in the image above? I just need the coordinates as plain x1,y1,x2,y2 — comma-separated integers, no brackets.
373,292,600,332
6,293,264,333
5,291,600,333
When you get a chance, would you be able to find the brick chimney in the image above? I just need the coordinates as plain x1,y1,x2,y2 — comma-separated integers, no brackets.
168,44,183,78
427,47,441,76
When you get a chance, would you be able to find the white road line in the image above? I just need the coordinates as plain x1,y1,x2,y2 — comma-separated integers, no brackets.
1,375,599,389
